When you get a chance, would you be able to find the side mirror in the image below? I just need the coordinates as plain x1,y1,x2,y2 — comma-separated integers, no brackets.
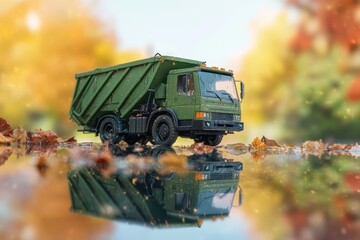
240,81,245,100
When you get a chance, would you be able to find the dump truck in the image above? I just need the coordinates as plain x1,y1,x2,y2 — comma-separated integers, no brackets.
70,54,244,146
67,146,243,227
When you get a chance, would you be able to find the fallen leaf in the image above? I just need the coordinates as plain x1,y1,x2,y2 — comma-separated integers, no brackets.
302,140,326,152
225,143,249,155
190,142,214,155
261,136,281,147
118,140,129,150
0,118,13,137
230,143,249,151
31,129,58,145
328,143,352,151
12,127,28,144
58,136,77,144
251,137,267,151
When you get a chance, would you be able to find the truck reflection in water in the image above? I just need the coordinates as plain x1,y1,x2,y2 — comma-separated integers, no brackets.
67,146,243,228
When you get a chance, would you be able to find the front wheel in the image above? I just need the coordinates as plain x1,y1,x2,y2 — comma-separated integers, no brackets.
151,115,178,146
99,117,121,144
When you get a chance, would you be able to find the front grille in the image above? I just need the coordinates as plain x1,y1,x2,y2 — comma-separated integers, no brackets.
211,112,233,121
209,172,233,180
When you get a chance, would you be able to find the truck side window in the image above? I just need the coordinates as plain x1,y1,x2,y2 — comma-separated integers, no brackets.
177,74,194,96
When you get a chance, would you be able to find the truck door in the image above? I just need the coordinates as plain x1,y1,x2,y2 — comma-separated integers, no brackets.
169,73,195,120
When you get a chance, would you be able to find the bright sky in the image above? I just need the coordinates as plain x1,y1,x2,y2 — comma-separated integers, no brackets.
94,0,283,72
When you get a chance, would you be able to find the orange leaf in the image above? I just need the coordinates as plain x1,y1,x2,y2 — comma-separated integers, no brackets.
251,137,267,150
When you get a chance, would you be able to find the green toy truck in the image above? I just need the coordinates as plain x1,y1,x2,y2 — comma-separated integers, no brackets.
70,54,244,146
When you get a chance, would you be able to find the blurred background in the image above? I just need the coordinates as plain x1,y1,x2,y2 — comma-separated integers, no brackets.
1,0,359,143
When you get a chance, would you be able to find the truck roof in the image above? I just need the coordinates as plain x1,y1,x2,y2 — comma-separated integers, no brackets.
75,55,204,78
169,66,234,76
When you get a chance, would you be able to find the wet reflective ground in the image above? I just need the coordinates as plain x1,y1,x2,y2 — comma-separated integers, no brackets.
0,144,360,240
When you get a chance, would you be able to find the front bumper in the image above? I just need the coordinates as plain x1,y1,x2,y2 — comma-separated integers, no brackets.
177,119,244,132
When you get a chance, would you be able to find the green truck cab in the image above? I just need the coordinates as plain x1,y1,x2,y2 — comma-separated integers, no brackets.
67,146,243,227
70,54,244,146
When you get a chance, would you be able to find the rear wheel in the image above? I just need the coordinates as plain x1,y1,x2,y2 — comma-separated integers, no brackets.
151,115,178,146
99,117,121,144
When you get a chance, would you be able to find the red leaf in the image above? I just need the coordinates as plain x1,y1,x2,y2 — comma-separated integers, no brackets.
0,118,13,137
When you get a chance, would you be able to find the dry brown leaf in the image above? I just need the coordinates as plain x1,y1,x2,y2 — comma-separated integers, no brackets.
31,129,58,145
231,143,249,151
251,137,267,151
190,142,214,155
118,140,129,150
58,136,77,144
302,140,325,152
0,118,13,137
12,127,28,144
328,143,351,151
261,136,281,147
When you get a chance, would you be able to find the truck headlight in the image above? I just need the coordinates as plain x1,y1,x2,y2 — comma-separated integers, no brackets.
234,115,240,121
195,112,210,119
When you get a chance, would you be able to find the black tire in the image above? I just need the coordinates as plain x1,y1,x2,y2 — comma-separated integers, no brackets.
99,117,121,144
151,115,178,146
195,134,223,146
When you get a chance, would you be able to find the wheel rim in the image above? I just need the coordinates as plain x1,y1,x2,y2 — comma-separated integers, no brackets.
157,123,170,140
103,123,114,140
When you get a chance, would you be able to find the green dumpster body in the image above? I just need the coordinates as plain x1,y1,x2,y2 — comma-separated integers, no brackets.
70,56,202,130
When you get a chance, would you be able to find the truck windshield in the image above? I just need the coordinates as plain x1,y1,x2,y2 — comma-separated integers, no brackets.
199,71,239,100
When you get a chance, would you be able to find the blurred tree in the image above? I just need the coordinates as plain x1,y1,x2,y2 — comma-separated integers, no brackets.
0,0,142,136
283,0,360,141
288,0,360,52
239,14,295,124
239,1,360,141
280,48,360,141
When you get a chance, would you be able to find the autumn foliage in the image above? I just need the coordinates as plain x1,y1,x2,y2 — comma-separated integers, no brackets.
0,117,76,145
240,1,360,141
0,0,142,136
